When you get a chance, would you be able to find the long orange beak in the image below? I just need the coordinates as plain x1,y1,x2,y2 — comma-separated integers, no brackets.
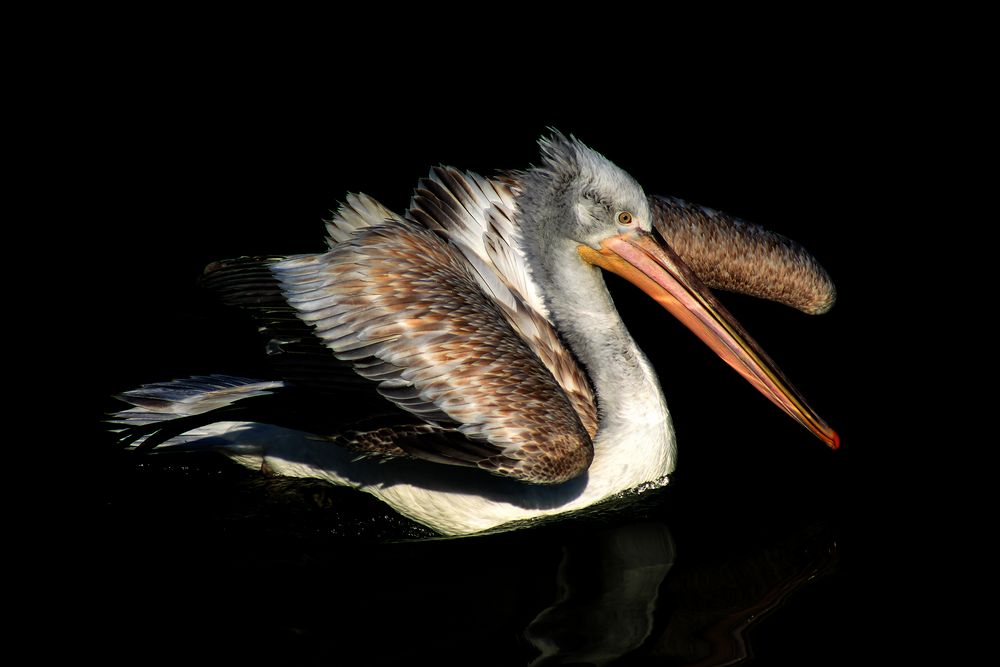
579,230,839,449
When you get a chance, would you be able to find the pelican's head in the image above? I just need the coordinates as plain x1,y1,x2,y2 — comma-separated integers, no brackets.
517,131,655,251
518,132,839,450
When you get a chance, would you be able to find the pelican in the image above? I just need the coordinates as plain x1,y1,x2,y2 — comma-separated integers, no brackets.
113,133,838,536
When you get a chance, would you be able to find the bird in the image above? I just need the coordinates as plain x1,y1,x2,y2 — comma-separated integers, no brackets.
111,132,838,536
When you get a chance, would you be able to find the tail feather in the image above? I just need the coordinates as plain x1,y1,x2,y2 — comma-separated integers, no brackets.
110,375,284,449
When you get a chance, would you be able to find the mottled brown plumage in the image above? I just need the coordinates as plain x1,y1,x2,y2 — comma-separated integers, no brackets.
273,220,593,484
408,168,599,437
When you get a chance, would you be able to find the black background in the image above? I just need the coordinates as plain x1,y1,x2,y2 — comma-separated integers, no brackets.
49,37,938,665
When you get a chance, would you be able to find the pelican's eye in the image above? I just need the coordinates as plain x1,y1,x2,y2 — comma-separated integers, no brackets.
617,211,634,226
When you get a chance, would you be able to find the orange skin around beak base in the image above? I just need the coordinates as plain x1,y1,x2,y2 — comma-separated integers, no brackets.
579,230,840,450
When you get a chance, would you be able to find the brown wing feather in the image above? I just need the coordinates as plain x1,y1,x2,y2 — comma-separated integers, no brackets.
272,220,593,484
651,195,836,315
409,168,599,437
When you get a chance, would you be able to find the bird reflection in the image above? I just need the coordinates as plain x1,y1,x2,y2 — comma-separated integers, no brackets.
520,518,837,665
525,522,675,665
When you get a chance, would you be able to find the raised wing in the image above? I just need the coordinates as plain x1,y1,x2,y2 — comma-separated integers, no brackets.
273,218,593,484
408,167,598,436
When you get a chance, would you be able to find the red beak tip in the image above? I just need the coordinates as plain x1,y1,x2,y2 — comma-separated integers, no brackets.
827,430,841,450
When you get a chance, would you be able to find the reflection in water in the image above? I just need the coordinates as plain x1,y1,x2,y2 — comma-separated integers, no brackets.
644,522,837,665
520,520,836,666
525,522,675,665
98,457,839,665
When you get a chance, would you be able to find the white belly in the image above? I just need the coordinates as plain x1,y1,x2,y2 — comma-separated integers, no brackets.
196,420,675,536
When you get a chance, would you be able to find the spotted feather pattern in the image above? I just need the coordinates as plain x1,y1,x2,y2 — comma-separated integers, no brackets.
272,221,593,484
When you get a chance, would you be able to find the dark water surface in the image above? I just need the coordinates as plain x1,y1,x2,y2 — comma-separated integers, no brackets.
65,83,915,664
88,439,853,666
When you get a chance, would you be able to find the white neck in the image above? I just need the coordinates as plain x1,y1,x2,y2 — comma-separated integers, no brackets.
532,238,677,495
